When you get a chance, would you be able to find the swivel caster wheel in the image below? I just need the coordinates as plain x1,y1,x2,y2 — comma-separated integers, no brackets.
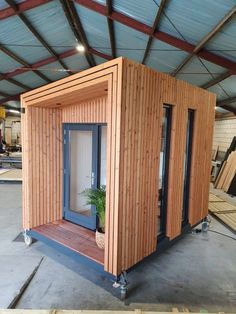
202,220,209,232
24,233,33,246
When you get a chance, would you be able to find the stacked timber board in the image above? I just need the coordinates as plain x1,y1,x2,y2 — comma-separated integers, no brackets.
0,169,22,182
214,151,236,192
209,193,236,233
0,310,231,314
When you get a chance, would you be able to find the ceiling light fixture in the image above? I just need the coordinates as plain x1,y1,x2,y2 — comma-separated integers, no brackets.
8,109,20,114
76,44,85,52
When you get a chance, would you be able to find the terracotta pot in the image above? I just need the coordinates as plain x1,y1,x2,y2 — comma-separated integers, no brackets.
96,229,105,249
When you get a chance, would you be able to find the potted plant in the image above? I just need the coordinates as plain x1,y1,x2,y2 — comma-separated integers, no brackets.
82,186,106,249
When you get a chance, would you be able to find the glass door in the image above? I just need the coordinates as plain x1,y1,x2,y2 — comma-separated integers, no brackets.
63,124,98,230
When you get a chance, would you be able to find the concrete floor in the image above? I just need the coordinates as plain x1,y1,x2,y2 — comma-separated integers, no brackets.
0,183,236,312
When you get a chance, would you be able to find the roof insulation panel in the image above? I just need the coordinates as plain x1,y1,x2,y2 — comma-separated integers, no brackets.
24,0,77,55
74,4,111,57
114,21,149,63
205,16,236,62
0,15,51,64
113,0,158,27
0,80,25,95
146,40,189,73
14,71,46,89
160,0,236,44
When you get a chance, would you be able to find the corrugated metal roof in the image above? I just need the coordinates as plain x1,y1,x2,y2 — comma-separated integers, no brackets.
0,15,50,63
114,21,149,63
113,0,158,27
146,40,189,73
24,1,77,55
200,59,227,75
93,55,107,65
177,56,213,86
159,0,236,44
63,54,89,73
218,75,236,97
0,0,8,9
75,4,111,57
208,85,228,101
0,0,235,113
0,51,22,72
0,0,25,10
35,61,68,81
205,16,236,62
15,72,46,89
0,80,25,95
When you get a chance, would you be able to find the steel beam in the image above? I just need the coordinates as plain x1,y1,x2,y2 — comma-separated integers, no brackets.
0,73,30,90
142,0,167,64
0,48,111,82
59,0,96,67
106,0,116,58
0,44,51,82
5,0,71,75
73,0,236,73
171,6,236,76
0,0,51,20
201,71,232,89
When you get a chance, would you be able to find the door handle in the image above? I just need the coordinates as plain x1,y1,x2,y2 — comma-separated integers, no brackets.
91,172,95,185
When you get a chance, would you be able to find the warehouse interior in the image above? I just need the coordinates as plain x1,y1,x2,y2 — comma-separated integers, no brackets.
0,0,236,313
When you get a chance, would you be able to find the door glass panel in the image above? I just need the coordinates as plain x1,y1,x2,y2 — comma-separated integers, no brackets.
100,126,107,187
70,130,92,216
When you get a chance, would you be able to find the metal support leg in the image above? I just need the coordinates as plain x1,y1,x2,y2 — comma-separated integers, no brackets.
202,216,210,232
23,229,33,246
113,271,128,300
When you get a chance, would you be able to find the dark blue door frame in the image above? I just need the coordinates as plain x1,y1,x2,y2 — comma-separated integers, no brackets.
63,123,98,230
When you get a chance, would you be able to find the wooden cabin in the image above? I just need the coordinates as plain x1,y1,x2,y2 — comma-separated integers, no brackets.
21,57,215,277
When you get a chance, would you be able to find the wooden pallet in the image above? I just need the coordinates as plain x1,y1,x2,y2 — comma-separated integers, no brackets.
0,169,22,182
209,195,236,232
209,193,225,203
214,151,236,192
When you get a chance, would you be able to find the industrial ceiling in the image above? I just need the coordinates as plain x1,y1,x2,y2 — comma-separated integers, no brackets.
0,0,236,114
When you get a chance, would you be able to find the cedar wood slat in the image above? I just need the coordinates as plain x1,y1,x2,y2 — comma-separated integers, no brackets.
21,57,215,276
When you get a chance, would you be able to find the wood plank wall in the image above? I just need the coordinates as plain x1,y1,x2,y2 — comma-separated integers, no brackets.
117,60,162,271
22,97,108,229
21,58,123,276
22,106,62,229
116,60,215,272
62,97,107,123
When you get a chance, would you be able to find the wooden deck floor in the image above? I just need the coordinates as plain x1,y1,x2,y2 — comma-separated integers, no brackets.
33,220,104,265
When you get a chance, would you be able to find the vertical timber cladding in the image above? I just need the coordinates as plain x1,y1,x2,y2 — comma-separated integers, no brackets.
117,60,216,273
118,60,163,272
21,58,123,276
21,105,62,229
21,57,215,276
163,78,216,239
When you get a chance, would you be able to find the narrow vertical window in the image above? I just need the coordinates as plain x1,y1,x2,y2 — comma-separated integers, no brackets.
182,110,194,226
158,105,172,237
98,125,107,188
